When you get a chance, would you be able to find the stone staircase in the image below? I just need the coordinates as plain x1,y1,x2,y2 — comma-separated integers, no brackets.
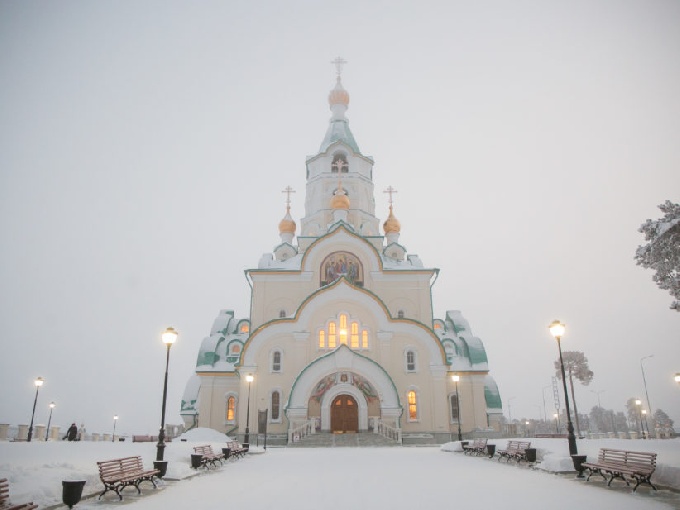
287,431,399,448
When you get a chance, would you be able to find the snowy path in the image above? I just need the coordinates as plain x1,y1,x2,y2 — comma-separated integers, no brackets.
108,447,677,510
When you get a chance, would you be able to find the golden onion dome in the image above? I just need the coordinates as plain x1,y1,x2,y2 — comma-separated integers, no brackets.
328,77,350,107
383,206,401,234
331,185,350,210
278,207,296,235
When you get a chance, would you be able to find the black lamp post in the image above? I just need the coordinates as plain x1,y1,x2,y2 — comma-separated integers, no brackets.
243,374,254,448
27,377,44,442
156,327,178,462
548,320,577,455
113,415,118,442
451,374,462,441
45,401,55,441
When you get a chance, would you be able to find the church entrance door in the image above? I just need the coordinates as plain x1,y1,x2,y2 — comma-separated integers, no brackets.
330,395,358,433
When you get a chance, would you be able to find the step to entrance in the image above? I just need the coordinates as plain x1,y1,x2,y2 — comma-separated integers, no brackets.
287,432,399,448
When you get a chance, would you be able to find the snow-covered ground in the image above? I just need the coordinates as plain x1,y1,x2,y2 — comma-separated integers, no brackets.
1,430,679,509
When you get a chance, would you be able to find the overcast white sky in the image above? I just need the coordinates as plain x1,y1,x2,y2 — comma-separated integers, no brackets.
1,1,678,436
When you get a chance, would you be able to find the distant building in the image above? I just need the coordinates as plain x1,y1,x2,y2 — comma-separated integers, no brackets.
181,61,503,444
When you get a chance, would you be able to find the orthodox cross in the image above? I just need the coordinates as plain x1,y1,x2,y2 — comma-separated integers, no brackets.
383,186,398,206
331,57,347,77
282,186,295,209
332,159,348,172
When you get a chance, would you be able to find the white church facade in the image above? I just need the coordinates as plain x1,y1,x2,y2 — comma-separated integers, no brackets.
181,62,503,445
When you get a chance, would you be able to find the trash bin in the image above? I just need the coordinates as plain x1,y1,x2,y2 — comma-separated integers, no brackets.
486,444,496,458
62,480,86,509
191,454,204,469
524,448,537,463
153,460,168,478
222,447,231,461
571,454,587,478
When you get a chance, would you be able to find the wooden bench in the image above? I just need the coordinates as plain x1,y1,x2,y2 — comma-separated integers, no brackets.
193,445,225,469
226,441,248,459
0,478,38,510
582,448,657,492
497,440,532,463
462,438,488,456
96,456,160,500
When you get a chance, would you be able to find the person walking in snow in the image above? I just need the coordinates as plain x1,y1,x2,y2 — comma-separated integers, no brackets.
64,423,78,441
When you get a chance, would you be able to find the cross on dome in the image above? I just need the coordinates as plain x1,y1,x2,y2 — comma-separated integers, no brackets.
384,186,398,206
282,185,296,208
331,57,347,77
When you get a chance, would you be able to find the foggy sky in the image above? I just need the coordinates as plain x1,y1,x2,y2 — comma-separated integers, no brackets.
1,0,678,436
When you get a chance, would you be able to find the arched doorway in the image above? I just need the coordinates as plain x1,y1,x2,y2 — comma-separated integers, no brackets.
330,394,358,433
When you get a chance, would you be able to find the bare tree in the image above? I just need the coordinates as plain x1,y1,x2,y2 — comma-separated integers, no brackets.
554,351,593,437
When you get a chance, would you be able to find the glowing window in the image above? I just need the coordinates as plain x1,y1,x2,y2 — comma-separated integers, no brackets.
408,391,417,420
319,330,325,348
328,322,336,348
350,323,359,348
240,323,249,333
226,396,235,422
362,330,368,349
231,344,241,354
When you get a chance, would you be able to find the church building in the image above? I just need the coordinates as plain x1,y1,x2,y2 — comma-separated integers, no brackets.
180,61,503,445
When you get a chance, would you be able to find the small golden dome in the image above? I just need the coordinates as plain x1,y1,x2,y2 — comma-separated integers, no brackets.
328,77,349,106
383,206,401,234
331,181,350,210
279,207,296,234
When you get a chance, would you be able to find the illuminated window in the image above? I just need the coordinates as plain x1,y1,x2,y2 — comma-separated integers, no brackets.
362,330,368,349
350,323,359,348
272,351,281,372
226,396,236,422
319,330,326,348
328,322,336,348
240,323,249,333
271,391,280,421
231,344,241,354
408,391,418,421
434,322,442,330
450,394,460,422
406,350,416,372
339,314,348,345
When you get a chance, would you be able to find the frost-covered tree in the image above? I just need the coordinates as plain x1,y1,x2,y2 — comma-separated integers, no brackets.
652,409,674,430
635,200,680,311
554,351,593,437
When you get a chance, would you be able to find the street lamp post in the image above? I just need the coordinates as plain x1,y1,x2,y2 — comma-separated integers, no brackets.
156,327,178,462
548,320,578,455
452,375,462,441
641,409,649,439
554,413,560,434
244,374,254,448
113,415,118,442
45,402,55,441
635,399,642,438
27,377,44,442
640,355,654,415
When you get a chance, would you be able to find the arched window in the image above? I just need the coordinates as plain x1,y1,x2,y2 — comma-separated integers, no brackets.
406,350,416,372
407,390,418,421
339,314,348,345
319,330,326,348
272,351,282,372
279,309,286,318
331,152,349,173
328,322,337,348
450,394,460,422
350,322,359,348
271,391,281,421
239,323,249,333
397,310,405,319
362,330,369,349
226,395,236,422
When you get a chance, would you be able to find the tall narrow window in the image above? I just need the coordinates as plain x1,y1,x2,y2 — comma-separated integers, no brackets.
226,396,236,422
272,351,281,372
406,350,416,372
319,330,325,348
350,322,359,348
328,322,336,348
279,309,286,318
450,394,460,422
408,390,417,420
339,314,348,345
271,391,280,421
398,310,405,319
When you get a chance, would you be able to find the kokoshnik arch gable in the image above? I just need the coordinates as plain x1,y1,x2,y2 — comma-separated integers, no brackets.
180,60,503,445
